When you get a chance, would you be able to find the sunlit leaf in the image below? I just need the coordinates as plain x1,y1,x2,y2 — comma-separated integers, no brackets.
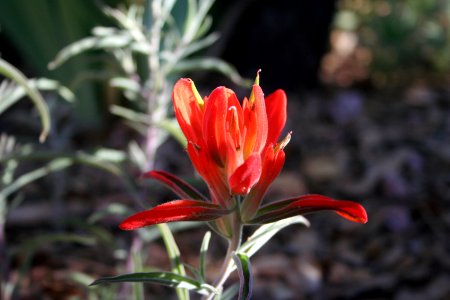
170,58,251,87
239,216,310,258
157,223,190,300
0,58,50,142
182,0,214,44
200,231,211,280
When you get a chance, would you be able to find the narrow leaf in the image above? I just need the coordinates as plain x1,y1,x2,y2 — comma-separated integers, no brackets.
170,58,252,87
239,216,310,258
232,252,253,300
90,272,214,296
48,36,99,69
158,223,189,300
143,170,207,201
199,231,211,280
221,284,240,300
0,158,73,199
0,58,50,142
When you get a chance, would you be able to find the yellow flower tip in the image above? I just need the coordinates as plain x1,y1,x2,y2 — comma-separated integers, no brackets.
254,69,261,86
249,69,261,105
275,131,292,151
190,80,204,109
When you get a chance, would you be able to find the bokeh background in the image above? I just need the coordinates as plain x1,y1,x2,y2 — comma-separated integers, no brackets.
1,0,449,299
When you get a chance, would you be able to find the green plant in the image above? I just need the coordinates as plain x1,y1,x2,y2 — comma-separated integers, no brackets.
49,0,249,170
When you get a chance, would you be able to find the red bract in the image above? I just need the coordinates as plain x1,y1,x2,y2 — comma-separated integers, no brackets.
120,74,368,235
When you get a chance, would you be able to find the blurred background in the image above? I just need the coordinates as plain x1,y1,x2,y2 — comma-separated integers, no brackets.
1,0,449,299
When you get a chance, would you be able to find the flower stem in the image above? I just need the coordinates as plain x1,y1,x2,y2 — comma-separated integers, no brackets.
206,214,242,300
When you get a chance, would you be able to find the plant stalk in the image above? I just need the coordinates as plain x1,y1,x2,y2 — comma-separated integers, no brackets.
205,214,242,300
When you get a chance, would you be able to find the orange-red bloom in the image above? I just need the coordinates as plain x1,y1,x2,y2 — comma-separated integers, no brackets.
120,75,367,233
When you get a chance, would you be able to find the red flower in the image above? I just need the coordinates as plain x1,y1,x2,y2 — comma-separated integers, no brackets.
120,74,367,234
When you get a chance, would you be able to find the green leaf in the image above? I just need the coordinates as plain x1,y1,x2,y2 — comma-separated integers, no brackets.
88,203,131,224
232,252,252,300
158,119,187,147
0,58,51,142
90,272,216,296
48,34,133,70
195,15,213,40
182,0,214,44
0,158,73,199
238,216,310,258
48,36,99,69
178,33,219,60
0,79,74,126
137,222,202,243
110,77,141,94
200,231,211,280
157,224,190,300
221,283,239,300
170,57,252,87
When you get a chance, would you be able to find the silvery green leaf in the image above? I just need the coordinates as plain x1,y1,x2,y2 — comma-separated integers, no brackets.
110,77,141,94
195,15,213,39
200,231,211,280
239,216,310,258
92,26,119,37
48,37,99,69
0,58,50,142
0,79,74,117
170,58,251,87
157,224,189,300
179,33,219,59
182,0,214,44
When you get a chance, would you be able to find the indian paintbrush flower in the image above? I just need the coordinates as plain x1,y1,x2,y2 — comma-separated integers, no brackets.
120,73,367,237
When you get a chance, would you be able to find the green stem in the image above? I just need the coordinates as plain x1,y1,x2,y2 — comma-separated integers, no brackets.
206,214,242,300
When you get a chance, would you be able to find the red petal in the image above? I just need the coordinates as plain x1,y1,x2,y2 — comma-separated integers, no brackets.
250,194,368,224
172,79,204,144
229,153,262,195
286,195,368,223
243,85,268,157
265,90,287,144
241,146,285,221
119,200,231,230
203,87,233,166
142,170,207,201
187,142,231,207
